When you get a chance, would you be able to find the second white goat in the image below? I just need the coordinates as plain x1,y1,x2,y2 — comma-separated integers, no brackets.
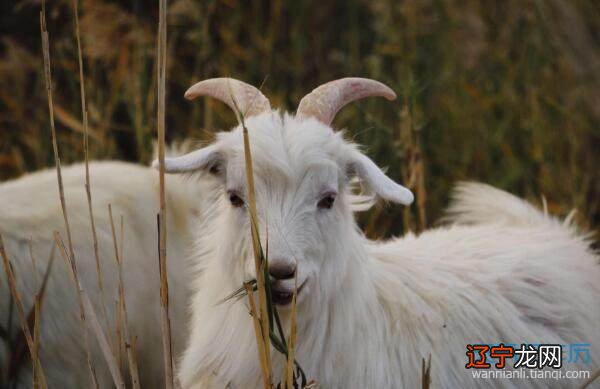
0,160,214,387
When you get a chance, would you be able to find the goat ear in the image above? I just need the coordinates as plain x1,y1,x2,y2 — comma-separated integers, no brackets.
152,144,223,174
349,152,414,205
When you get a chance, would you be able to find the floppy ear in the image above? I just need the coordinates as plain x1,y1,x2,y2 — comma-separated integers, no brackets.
152,144,223,174
349,152,414,205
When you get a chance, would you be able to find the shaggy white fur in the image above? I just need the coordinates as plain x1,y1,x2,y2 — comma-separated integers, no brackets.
166,112,599,388
0,161,215,387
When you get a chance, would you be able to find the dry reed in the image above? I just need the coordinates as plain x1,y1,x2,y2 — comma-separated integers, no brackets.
82,290,126,388
215,76,318,387
53,232,99,388
115,300,123,371
127,336,141,389
244,281,270,385
41,1,98,385
232,91,272,388
0,234,47,388
40,244,56,296
71,0,110,336
108,205,141,388
32,295,41,389
284,278,298,389
399,104,426,233
421,355,431,389
40,3,74,262
23,242,56,363
156,0,174,386
27,239,38,287
108,204,123,366
229,82,312,388
6,244,55,386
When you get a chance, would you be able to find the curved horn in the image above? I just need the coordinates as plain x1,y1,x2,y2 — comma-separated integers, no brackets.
296,78,397,125
184,78,271,118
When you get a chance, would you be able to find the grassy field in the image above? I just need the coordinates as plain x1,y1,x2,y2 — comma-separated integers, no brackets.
0,0,598,238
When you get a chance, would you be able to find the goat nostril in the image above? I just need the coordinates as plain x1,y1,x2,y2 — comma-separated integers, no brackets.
268,263,296,280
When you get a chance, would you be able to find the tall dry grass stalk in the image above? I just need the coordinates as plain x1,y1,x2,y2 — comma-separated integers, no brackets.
227,82,311,388
244,281,270,384
82,291,126,388
71,0,110,336
6,243,55,386
40,3,74,262
232,93,272,388
27,240,44,388
399,104,427,233
108,205,123,367
32,295,41,389
127,335,141,389
55,230,125,388
28,239,38,287
40,2,98,386
421,356,431,389
0,235,47,388
284,278,298,389
53,232,99,389
108,205,141,388
115,300,123,371
156,0,174,387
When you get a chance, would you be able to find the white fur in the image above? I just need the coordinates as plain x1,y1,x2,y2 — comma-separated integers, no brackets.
171,112,599,388
0,161,216,387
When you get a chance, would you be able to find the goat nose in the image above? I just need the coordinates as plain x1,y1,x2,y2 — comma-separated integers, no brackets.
268,261,296,280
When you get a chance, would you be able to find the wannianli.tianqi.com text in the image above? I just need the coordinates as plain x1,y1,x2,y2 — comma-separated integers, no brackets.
471,369,591,380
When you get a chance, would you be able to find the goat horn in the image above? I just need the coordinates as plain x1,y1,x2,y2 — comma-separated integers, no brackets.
296,78,397,125
184,78,271,118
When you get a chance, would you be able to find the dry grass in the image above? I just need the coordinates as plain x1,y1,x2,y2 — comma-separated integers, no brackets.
41,1,98,384
83,291,125,388
53,232,99,388
108,205,141,388
399,104,427,233
32,295,41,389
421,355,432,389
4,0,598,239
3,242,55,385
72,0,111,337
284,277,298,389
236,93,273,388
27,239,38,287
0,235,47,388
156,0,174,387
229,89,312,388
10,0,314,387
244,281,270,385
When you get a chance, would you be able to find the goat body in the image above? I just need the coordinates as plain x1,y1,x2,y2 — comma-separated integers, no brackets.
0,161,212,387
165,109,599,389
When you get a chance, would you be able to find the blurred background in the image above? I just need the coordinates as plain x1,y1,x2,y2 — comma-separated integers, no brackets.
0,0,598,239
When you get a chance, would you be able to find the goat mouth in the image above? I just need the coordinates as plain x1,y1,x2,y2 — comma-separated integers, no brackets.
271,282,306,306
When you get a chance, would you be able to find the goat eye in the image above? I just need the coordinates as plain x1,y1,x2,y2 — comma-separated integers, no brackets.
228,193,244,208
317,194,335,210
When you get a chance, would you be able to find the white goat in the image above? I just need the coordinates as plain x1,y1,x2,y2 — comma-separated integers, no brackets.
160,78,600,388
0,160,214,387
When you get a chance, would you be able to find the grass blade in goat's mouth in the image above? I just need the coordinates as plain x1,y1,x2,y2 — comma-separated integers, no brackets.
217,279,258,305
